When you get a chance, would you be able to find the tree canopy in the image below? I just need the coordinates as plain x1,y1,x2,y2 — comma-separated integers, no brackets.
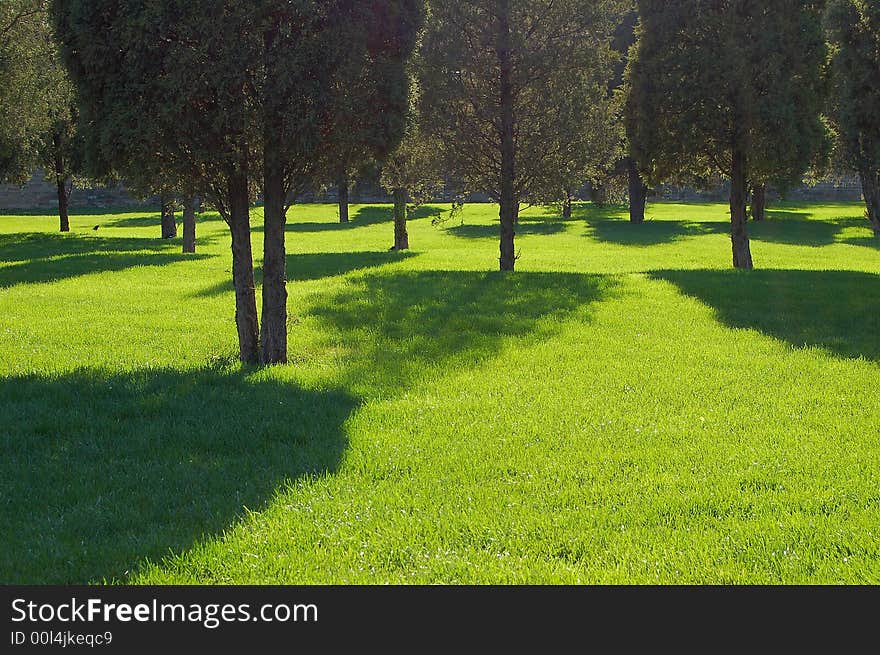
53,0,423,364
827,0,880,235
627,0,828,269
419,0,626,271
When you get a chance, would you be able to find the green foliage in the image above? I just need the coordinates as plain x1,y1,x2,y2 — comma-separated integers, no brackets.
627,1,829,189
51,1,423,208
826,1,880,177
418,0,626,205
380,80,445,204
0,1,78,188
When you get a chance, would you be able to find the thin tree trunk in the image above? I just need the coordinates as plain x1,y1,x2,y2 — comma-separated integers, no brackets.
338,174,350,224
261,167,288,365
730,148,754,270
392,188,409,250
52,133,70,233
182,195,197,253
161,195,177,239
562,191,572,219
859,169,880,236
627,157,647,224
751,183,766,222
498,0,517,272
260,23,288,365
56,177,70,233
228,171,260,365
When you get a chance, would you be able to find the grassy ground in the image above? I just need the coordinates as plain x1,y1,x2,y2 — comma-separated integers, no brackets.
1,200,879,584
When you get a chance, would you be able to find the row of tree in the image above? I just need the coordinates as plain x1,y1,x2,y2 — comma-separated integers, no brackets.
628,0,879,270
0,1,878,365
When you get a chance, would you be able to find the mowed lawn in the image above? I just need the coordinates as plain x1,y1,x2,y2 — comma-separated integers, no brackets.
1,201,879,584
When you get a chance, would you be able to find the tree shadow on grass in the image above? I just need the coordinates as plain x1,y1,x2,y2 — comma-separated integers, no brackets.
841,234,880,248
309,270,618,394
194,250,418,297
106,212,226,228
585,218,730,246
650,269,880,362
284,204,447,233
0,366,358,584
0,232,174,263
748,213,870,247
445,222,567,240
0,233,213,289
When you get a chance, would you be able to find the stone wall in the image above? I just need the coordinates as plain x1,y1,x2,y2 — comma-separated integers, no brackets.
0,171,147,211
1,170,866,212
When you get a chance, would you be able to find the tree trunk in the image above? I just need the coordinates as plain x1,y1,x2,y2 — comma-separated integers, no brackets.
730,148,754,270
261,166,288,365
627,157,647,224
161,195,177,239
751,183,766,222
52,133,70,233
56,177,70,233
392,188,410,251
859,169,880,236
228,172,260,365
182,195,197,254
338,174,350,224
498,0,517,272
562,191,573,219
260,23,289,365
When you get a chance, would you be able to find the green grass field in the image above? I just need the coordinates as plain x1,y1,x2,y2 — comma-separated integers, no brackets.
1,200,879,584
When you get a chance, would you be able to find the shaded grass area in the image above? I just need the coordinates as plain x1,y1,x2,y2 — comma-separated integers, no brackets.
0,233,215,289
651,269,880,363
309,270,614,394
195,250,419,297
586,218,730,246
283,205,446,233
0,366,357,584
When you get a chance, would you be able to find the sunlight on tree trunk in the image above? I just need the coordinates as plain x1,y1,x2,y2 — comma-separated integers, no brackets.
751,184,766,222
160,195,177,239
627,158,647,224
182,195,197,254
228,171,260,365
338,175,350,224
859,170,880,236
392,188,409,251
730,148,754,270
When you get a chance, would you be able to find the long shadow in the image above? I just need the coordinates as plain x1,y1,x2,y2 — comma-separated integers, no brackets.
0,366,358,584
446,221,567,240
651,269,880,362
310,270,617,394
107,212,226,228
1,252,211,289
586,218,730,246
284,204,447,233
0,232,174,263
0,233,213,289
842,234,880,248
195,250,418,297
748,212,852,246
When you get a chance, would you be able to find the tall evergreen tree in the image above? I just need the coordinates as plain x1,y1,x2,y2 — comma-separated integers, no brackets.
380,89,444,252
827,0,880,235
614,7,649,224
627,1,828,269
1,1,80,232
419,0,625,272
53,0,422,364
